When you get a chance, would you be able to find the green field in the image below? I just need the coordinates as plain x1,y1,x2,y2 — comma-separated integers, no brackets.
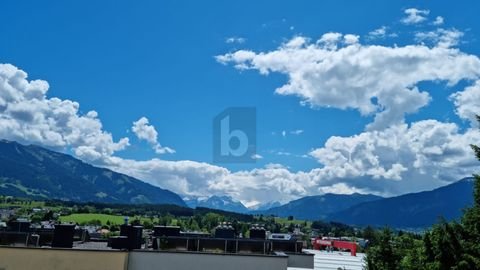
59,213,128,225
58,213,175,226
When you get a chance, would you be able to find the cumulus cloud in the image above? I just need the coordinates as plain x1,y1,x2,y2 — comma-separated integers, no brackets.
433,16,444,26
101,156,313,204
132,117,175,154
401,8,430,25
368,26,387,39
367,26,398,40
0,64,130,163
450,80,480,126
216,33,480,130
415,28,464,48
343,34,359,45
318,183,370,195
309,120,480,195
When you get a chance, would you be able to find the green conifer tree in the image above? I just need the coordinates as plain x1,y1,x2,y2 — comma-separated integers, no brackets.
458,114,480,268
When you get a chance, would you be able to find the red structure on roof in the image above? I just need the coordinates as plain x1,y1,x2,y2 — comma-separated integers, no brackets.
312,237,358,256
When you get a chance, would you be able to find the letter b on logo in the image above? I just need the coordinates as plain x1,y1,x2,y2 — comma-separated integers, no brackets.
213,107,256,163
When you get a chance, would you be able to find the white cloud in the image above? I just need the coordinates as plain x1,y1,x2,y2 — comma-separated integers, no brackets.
317,32,343,50
132,117,175,154
368,26,387,39
132,117,158,145
270,150,310,160
251,153,263,160
433,16,444,26
367,26,398,40
343,34,359,45
274,129,303,137
226,37,246,44
415,28,464,48
276,151,292,156
401,8,430,25
309,120,480,195
318,183,370,195
450,80,480,126
100,156,313,204
216,34,480,130
290,129,304,135
265,163,288,169
0,63,130,163
154,146,175,154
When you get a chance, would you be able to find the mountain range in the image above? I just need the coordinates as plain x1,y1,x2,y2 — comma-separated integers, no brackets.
327,178,475,228
184,195,250,213
248,201,282,211
0,139,476,229
254,193,383,220
185,180,475,229
184,196,283,213
0,140,185,206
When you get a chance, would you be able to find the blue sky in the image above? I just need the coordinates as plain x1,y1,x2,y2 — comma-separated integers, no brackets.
1,1,480,205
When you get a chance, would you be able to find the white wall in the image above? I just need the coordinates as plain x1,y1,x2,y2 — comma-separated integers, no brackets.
0,247,128,270
128,250,288,270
